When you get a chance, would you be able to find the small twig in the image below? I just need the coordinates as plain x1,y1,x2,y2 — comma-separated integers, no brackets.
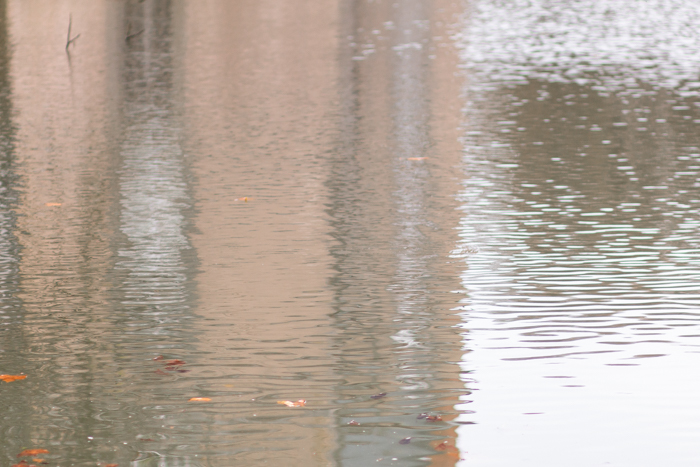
126,29,144,41
125,21,144,42
65,14,80,50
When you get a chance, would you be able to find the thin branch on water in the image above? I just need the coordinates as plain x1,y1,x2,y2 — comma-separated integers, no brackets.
125,22,145,42
65,14,80,51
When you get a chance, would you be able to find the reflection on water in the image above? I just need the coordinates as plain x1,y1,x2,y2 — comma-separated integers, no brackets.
457,0,700,464
2,0,700,465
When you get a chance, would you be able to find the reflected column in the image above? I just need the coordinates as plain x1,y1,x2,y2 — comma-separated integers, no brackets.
330,0,467,464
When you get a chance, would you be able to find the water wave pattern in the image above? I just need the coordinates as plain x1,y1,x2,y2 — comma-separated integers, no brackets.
453,117,700,362
456,0,700,94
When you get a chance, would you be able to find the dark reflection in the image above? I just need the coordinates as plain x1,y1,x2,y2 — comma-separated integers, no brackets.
0,0,25,462
329,0,465,465
1,1,196,465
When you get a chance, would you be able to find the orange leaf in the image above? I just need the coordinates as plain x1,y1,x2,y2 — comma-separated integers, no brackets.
277,399,306,407
152,355,164,361
426,415,443,422
235,197,251,202
188,397,211,402
45,202,62,207
1,374,27,383
165,359,186,366
407,157,428,161
17,449,48,457
31,460,44,463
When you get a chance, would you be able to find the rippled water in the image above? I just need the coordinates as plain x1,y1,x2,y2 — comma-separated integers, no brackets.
1,0,700,466
456,0,700,465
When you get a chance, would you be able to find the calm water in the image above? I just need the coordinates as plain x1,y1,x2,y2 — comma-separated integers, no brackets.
1,0,700,466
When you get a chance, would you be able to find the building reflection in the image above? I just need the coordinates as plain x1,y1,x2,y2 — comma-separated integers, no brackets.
3,0,196,465
329,0,466,464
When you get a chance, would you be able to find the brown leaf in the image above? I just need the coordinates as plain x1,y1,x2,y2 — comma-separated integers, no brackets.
426,415,443,422
347,420,360,426
152,355,164,361
1,374,27,383
165,359,186,366
17,449,48,457
188,397,211,402
277,399,306,407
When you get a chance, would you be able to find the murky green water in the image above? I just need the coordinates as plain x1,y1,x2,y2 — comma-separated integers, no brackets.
1,0,700,466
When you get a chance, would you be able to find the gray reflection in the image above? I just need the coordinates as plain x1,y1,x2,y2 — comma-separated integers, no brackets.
110,2,197,465
0,0,24,461
114,0,194,348
330,1,462,465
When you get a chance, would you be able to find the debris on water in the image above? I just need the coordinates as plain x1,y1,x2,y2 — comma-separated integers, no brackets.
277,399,306,407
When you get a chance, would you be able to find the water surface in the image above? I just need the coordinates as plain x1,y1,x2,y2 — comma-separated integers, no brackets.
1,0,700,466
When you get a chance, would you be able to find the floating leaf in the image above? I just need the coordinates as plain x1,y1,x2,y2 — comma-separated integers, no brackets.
426,415,443,422
407,157,428,161
417,413,428,419
154,369,169,376
347,420,360,426
235,197,251,202
277,399,306,407
165,359,186,366
399,437,412,445
17,449,48,457
1,374,27,383
31,460,44,463
188,397,211,402
105,464,119,467
152,355,164,361
435,441,450,451
45,202,62,207
370,392,387,399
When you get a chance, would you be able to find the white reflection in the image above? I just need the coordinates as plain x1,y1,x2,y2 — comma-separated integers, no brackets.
457,0,700,93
